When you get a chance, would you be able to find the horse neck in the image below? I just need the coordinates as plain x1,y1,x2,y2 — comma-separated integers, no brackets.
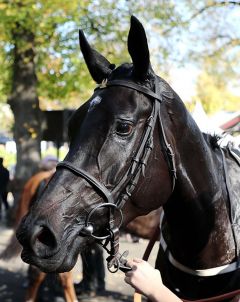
162,104,236,267
163,96,221,201
175,118,220,201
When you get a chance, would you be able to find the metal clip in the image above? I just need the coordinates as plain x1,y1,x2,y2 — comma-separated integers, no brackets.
98,79,108,89
118,250,132,272
107,250,132,273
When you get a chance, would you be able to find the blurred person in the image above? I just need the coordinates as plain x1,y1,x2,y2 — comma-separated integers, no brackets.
0,157,10,218
75,242,105,297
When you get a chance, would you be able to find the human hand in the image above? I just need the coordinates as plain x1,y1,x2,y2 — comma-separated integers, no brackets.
124,258,163,297
124,258,182,302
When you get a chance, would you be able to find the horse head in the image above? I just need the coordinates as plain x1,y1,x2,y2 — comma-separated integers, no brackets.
17,17,178,272
16,16,185,273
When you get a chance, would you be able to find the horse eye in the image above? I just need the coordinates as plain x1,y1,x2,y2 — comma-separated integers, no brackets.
116,122,133,136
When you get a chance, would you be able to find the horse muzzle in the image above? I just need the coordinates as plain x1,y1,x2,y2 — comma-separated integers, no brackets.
17,219,83,273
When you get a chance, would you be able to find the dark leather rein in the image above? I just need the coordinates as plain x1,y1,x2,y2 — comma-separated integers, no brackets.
57,76,176,273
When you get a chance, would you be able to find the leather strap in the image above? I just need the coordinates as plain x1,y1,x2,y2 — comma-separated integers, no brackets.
182,290,240,302
220,148,240,263
57,161,114,204
97,79,163,103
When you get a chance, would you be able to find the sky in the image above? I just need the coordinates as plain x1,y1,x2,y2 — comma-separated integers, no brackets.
168,65,199,102
143,1,240,104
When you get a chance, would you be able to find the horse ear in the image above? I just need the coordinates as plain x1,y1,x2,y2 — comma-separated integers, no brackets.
128,16,150,80
79,30,115,83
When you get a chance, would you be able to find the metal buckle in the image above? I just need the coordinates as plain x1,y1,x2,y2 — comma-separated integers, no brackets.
98,79,108,89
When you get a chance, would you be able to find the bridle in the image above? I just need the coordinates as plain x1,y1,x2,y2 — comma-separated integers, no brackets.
57,75,176,273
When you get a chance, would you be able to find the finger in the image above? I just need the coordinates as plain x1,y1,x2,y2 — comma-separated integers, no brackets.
132,264,138,271
125,270,133,277
126,259,134,267
124,276,131,284
132,258,143,263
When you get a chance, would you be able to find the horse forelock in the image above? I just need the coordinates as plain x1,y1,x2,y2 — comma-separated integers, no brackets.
108,62,156,89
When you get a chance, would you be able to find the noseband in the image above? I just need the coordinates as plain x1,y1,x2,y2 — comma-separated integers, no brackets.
57,76,176,272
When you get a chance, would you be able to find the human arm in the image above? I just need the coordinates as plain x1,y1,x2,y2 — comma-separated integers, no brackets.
124,258,182,302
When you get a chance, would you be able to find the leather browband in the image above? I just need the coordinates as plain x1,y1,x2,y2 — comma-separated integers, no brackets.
97,79,163,103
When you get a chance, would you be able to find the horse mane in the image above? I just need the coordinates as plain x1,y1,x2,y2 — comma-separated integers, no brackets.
202,132,222,150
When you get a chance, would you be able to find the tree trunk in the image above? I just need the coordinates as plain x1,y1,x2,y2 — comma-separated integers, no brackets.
8,26,42,207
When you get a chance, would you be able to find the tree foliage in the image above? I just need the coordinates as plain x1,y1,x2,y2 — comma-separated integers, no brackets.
0,0,180,108
170,0,240,114
194,58,239,114
0,1,239,109
0,0,239,179
0,0,180,194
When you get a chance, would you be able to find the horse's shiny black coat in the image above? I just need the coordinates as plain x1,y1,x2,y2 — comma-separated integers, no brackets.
17,16,239,300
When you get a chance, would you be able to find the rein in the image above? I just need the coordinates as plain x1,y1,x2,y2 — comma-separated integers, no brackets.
57,76,176,273
181,290,240,302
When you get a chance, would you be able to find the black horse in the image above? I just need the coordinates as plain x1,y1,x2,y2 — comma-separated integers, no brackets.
17,16,240,300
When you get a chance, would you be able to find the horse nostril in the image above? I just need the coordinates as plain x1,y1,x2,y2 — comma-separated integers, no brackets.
36,226,56,249
31,225,58,257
